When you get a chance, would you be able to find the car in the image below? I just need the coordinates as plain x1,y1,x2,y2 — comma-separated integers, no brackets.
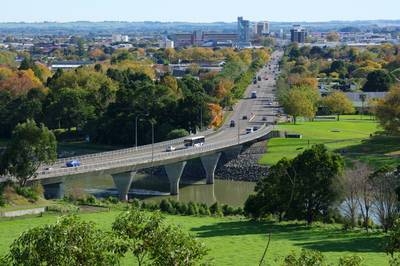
229,120,235,127
262,116,267,121
242,115,248,120
253,126,259,131
66,160,80,167
245,127,254,134
166,145,176,152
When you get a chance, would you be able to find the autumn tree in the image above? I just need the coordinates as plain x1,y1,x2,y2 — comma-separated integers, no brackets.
281,86,320,124
375,86,400,134
322,91,355,120
326,31,340,42
0,120,56,186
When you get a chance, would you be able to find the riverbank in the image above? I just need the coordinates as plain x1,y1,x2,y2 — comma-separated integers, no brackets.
259,115,400,168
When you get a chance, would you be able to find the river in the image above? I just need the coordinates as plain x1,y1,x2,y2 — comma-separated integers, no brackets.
63,173,256,207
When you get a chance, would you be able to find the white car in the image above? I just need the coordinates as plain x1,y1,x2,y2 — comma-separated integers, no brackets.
166,145,176,152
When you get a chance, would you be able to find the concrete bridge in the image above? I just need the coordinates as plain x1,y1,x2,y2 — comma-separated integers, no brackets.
2,50,283,200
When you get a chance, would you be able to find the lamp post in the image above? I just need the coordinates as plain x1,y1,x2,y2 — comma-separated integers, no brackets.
135,113,149,150
237,119,240,144
149,119,155,179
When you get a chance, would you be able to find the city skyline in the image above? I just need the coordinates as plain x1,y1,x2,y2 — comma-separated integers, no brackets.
2,0,400,23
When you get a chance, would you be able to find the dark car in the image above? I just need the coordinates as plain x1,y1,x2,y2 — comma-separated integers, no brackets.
262,116,267,121
242,115,248,120
66,160,81,167
230,120,235,127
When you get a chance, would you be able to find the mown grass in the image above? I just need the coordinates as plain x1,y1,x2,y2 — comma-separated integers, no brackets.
260,115,400,168
0,210,389,265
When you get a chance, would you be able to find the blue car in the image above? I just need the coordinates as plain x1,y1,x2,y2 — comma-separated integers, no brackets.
66,160,81,167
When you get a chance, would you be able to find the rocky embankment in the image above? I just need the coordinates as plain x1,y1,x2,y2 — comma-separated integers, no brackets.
215,141,269,182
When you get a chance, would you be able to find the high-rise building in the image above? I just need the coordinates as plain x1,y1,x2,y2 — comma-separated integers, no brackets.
254,21,269,37
237,16,250,42
290,25,307,43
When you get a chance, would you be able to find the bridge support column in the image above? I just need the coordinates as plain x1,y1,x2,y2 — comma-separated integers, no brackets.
222,145,243,161
200,152,221,184
43,182,65,199
111,171,136,201
165,161,186,195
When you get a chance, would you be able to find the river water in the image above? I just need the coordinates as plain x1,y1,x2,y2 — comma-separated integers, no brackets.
63,174,256,207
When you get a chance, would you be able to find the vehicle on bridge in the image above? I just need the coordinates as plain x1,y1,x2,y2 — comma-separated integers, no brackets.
184,136,205,148
66,160,81,167
251,91,257,98
166,145,176,152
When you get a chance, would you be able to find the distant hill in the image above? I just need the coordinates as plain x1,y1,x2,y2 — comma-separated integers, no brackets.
0,20,399,35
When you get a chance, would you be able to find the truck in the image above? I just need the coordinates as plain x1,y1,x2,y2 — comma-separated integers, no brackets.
251,91,257,98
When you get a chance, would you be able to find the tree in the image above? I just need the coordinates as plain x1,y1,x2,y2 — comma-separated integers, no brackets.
112,207,207,266
244,158,295,221
245,145,343,224
281,86,319,124
322,91,355,120
326,31,340,42
1,215,123,266
0,120,56,186
363,69,394,92
375,86,400,135
369,166,400,232
340,161,372,229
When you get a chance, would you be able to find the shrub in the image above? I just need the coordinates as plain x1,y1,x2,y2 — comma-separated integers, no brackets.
15,186,39,201
283,249,326,266
338,255,363,266
209,202,223,217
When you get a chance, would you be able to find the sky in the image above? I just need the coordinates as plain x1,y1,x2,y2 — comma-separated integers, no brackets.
2,0,400,23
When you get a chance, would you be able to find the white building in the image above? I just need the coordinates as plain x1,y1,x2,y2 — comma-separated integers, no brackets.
112,34,129,43
159,38,174,49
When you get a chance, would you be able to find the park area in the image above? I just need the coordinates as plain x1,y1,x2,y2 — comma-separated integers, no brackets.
260,115,400,168
0,209,389,265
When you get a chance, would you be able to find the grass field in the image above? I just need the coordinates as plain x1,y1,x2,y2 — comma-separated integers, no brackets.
260,115,400,168
0,210,389,265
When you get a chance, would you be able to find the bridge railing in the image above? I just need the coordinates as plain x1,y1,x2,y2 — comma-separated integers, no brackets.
55,128,215,165
35,125,273,179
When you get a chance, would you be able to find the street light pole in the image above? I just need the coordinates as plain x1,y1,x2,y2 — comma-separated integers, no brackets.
150,120,155,179
237,119,240,144
135,116,139,150
200,104,203,132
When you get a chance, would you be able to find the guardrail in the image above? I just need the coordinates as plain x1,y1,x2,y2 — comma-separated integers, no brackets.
34,125,272,180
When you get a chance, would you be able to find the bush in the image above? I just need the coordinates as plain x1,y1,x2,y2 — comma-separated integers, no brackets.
338,255,363,266
15,186,39,201
283,249,326,266
209,202,223,217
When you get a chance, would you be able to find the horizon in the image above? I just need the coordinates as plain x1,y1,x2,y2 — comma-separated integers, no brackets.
2,0,400,24
1,18,400,24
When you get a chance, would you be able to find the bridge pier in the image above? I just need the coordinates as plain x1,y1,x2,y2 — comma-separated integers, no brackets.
222,145,243,161
111,171,136,201
164,161,186,195
200,152,221,184
43,182,65,199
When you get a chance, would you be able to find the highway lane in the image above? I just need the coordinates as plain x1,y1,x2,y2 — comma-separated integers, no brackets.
36,50,284,177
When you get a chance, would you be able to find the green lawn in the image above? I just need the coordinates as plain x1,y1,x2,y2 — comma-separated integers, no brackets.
260,116,400,168
0,211,389,265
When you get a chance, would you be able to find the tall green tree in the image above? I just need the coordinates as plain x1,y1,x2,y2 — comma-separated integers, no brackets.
245,145,343,224
363,69,394,92
0,120,56,186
